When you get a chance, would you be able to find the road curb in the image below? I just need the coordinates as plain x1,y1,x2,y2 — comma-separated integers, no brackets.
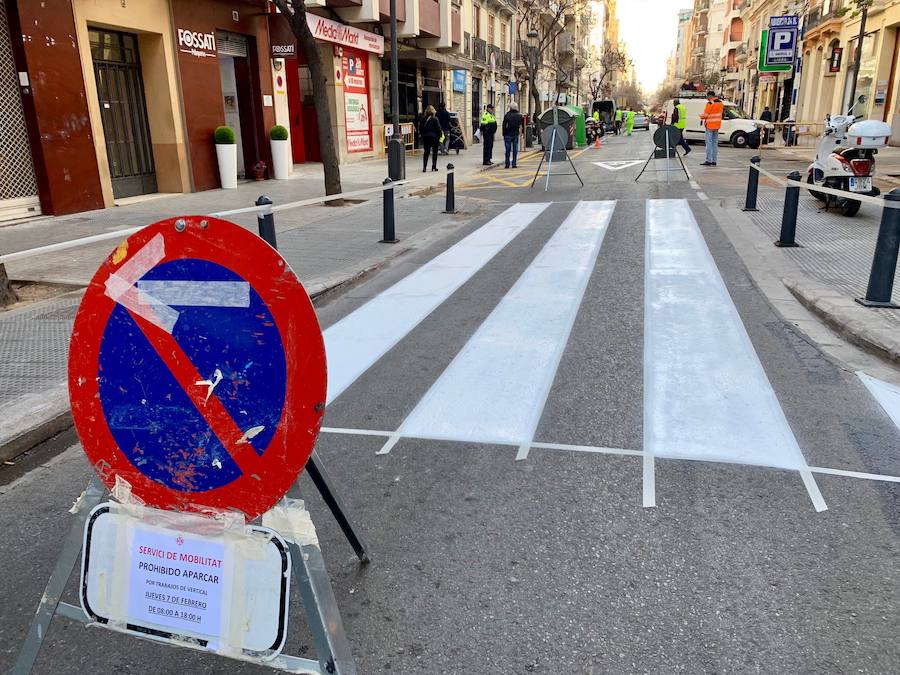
783,278,900,364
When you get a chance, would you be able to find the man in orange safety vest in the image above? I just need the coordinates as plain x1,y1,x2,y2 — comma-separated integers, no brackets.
699,90,723,166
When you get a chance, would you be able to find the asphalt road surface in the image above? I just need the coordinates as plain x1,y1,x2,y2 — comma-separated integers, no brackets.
2,131,899,674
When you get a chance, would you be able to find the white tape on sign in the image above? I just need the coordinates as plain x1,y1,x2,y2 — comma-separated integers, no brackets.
135,281,251,308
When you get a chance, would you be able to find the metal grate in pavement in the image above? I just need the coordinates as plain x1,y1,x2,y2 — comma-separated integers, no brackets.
749,195,900,326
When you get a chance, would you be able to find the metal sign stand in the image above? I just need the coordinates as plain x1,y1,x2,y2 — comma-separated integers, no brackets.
12,214,370,675
530,124,584,191
635,124,690,183
12,453,366,675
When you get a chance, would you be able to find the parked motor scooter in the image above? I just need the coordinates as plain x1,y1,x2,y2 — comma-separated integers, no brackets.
807,101,892,216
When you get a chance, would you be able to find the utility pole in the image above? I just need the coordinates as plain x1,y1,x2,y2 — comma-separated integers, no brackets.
387,0,405,180
847,2,870,114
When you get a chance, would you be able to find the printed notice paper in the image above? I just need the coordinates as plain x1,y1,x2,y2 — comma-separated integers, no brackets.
128,528,225,637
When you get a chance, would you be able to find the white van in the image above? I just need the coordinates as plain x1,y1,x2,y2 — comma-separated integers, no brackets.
664,97,770,149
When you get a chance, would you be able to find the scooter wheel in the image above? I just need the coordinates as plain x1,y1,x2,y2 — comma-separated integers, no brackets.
840,199,861,217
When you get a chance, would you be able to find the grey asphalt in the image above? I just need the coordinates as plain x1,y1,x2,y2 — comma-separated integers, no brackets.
1,131,899,674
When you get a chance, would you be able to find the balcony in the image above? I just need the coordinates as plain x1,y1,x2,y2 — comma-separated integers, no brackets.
697,0,710,13
464,31,471,57
557,31,574,55
735,43,747,62
473,37,487,62
500,49,511,70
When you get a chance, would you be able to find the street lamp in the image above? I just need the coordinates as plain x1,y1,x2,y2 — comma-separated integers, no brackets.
387,0,405,180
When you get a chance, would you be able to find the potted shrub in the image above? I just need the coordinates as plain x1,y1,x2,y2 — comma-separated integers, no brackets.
214,126,237,189
270,125,290,180
251,160,267,181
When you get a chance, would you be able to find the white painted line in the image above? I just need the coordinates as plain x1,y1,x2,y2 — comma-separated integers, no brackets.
323,202,551,405
320,426,393,437
810,466,900,483
689,180,701,190
530,441,643,457
642,455,656,508
644,199,826,511
395,201,615,446
594,160,644,171
376,433,402,455
857,371,900,431
696,192,709,201
515,444,530,461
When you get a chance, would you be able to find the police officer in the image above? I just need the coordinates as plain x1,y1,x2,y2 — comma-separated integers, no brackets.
671,98,691,155
480,105,498,166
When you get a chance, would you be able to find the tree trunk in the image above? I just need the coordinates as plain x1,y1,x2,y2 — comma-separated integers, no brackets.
276,0,343,201
0,263,18,307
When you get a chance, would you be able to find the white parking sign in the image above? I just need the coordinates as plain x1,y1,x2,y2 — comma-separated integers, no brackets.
766,15,798,66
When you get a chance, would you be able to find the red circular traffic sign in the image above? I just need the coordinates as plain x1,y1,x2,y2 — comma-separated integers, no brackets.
69,215,326,520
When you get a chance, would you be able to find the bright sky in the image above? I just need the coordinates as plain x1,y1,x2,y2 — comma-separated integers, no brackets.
616,0,684,92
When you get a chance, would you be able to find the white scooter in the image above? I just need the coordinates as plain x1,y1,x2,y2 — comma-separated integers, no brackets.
806,101,892,216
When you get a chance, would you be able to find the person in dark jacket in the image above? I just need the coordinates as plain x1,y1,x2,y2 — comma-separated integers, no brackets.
480,105,497,165
436,102,452,154
760,106,773,144
502,102,524,168
419,105,442,172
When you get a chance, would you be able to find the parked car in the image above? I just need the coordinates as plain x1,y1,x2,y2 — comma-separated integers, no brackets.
633,112,650,130
662,96,770,148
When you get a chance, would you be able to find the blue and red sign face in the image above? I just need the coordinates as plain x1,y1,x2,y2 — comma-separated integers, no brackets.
69,216,326,520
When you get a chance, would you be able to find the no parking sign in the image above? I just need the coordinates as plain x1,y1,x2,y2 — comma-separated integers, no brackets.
68,215,327,520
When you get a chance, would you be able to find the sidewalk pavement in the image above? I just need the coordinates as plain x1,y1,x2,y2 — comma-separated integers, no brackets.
0,149,495,460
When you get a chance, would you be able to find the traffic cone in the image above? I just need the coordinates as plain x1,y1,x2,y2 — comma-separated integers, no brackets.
594,135,601,149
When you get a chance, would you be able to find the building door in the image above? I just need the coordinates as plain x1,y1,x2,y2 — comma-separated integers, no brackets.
472,77,481,135
0,1,40,221
89,29,157,200
217,32,262,177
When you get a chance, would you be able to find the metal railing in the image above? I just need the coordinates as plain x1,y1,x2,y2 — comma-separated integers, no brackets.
473,37,487,62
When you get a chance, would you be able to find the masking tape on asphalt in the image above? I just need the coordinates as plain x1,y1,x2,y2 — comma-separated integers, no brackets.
750,162,900,208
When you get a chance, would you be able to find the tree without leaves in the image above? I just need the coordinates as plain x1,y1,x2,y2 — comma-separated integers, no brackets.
517,0,577,118
0,263,18,307
272,0,343,200
588,45,628,101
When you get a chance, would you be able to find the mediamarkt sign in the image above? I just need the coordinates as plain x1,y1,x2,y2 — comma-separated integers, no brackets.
306,14,384,56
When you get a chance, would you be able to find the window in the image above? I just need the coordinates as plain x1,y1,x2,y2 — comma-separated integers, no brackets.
500,22,507,51
488,15,495,46
474,6,481,38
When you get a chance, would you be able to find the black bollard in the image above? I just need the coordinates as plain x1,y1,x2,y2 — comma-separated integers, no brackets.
775,171,802,247
743,156,761,212
856,188,900,308
444,163,457,214
255,195,277,248
381,178,398,243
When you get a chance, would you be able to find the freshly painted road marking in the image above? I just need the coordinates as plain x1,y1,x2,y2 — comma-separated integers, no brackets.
644,199,826,512
858,371,900,431
381,201,615,450
323,201,551,404
594,160,644,171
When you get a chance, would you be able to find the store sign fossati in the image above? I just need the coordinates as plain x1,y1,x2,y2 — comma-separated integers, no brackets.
177,29,217,58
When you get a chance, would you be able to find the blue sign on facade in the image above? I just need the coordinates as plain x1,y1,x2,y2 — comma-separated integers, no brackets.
452,70,467,93
507,81,518,95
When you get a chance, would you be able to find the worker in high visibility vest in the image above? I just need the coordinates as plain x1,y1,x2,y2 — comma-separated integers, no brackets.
671,98,691,155
699,90,723,166
614,108,623,135
625,108,635,136
592,110,600,122
479,105,497,166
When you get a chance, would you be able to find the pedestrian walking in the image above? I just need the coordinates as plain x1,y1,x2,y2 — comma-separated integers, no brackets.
480,104,497,166
700,90,723,166
614,108,623,135
502,102,524,169
760,105,773,145
437,102,452,154
671,98,691,155
625,108,635,136
419,105,442,172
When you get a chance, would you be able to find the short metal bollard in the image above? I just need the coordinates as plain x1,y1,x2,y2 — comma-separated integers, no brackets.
743,156,761,212
444,163,457,214
256,195,277,248
775,171,802,248
856,188,900,308
381,178,398,243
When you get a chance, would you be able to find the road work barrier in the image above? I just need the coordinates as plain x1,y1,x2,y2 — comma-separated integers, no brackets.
747,160,900,308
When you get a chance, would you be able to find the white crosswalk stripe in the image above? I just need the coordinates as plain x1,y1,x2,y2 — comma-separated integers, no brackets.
389,201,615,452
